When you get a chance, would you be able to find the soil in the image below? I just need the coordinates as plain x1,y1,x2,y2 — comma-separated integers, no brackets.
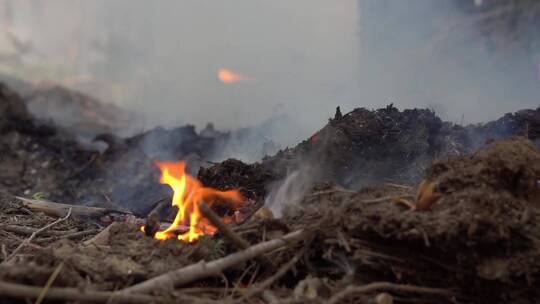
1,221,198,290
284,138,540,302
200,105,540,202
1,81,540,303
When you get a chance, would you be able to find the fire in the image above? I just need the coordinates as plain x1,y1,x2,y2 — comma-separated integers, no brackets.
218,68,249,84
144,161,243,243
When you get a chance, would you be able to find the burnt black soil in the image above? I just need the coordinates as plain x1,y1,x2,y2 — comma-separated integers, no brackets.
200,105,540,201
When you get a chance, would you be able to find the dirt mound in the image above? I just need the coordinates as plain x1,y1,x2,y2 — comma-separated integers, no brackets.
3,80,538,216
283,137,540,303
25,85,140,139
199,159,280,200
201,105,540,202
0,83,159,214
468,107,540,146
0,84,54,137
0,82,269,215
3,81,540,303
1,138,539,303
0,222,198,290
0,84,91,198
333,137,540,247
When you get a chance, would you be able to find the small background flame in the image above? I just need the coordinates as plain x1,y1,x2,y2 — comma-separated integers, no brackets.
218,68,250,84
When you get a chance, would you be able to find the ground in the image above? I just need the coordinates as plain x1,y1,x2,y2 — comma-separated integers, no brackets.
0,82,540,303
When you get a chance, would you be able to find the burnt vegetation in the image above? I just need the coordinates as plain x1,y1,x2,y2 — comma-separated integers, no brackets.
0,80,539,303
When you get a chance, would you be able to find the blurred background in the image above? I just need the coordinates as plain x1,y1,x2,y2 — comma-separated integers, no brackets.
0,0,538,147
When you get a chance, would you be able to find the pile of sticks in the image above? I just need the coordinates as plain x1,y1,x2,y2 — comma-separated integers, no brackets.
0,195,455,303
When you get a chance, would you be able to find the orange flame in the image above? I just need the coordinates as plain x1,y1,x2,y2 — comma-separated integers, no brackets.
218,68,249,84
144,161,243,243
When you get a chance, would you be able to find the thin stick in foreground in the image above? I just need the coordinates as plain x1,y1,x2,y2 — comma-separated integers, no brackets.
35,262,64,304
199,202,275,269
121,229,307,294
237,252,301,302
35,229,100,244
0,281,157,304
3,208,73,263
1,225,76,236
16,196,128,218
327,282,455,304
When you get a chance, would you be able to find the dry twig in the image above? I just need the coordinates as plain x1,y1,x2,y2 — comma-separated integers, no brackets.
362,195,414,204
35,262,64,304
16,197,130,218
200,202,251,250
82,222,120,247
0,281,159,304
121,229,307,294
237,252,302,302
2,208,72,263
199,202,275,269
35,229,100,244
327,282,455,304
1,225,76,236
384,183,413,190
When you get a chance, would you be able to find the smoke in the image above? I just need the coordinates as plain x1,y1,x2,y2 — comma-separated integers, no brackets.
264,166,317,218
356,0,540,124
0,0,538,156
0,0,361,149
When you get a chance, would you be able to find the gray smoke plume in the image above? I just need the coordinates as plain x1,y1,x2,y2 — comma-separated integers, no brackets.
264,166,316,218
0,0,538,159
356,0,540,124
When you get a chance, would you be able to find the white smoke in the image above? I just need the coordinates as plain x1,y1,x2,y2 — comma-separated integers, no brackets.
264,166,316,218
0,0,538,158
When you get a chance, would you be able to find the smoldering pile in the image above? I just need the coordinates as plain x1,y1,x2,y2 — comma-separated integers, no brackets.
0,82,540,304
0,81,278,215
200,104,540,203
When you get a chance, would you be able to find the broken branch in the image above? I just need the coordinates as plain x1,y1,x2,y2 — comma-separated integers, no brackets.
82,222,120,247
199,202,275,268
16,196,129,218
199,202,251,249
0,281,158,304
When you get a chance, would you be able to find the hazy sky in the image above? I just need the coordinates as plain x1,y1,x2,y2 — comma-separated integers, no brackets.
1,0,538,147
84,0,362,144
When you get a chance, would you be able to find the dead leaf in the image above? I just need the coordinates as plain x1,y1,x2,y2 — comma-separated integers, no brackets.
393,180,442,211
416,180,442,210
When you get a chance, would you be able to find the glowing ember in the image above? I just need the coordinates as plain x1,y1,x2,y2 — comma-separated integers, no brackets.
218,68,249,84
143,161,243,243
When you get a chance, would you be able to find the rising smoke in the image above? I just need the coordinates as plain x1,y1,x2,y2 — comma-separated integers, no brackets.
264,166,317,218
0,0,361,150
0,0,538,157
356,0,540,124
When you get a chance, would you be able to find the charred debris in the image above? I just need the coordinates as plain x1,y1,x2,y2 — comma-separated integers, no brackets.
0,82,540,303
